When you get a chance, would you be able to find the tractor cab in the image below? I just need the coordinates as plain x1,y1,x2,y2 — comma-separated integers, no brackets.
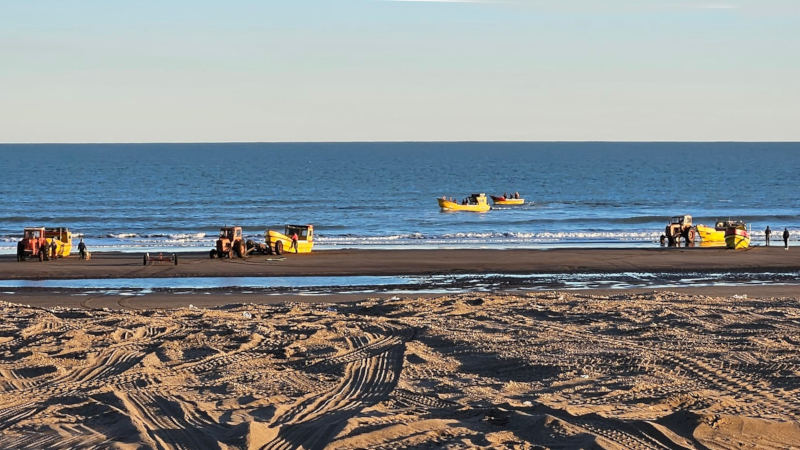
669,215,692,226
219,226,241,241
18,227,49,261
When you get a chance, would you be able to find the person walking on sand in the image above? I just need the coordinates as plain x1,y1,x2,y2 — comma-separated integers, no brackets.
783,228,790,250
291,232,299,253
765,226,771,246
78,238,87,259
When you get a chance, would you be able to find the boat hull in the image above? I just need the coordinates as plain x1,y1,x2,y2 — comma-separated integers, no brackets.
696,224,725,243
437,198,490,212
266,230,313,253
491,196,525,206
724,228,750,249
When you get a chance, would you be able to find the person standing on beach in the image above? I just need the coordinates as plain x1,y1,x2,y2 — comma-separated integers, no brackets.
765,226,771,246
78,239,87,259
783,228,790,250
291,232,299,253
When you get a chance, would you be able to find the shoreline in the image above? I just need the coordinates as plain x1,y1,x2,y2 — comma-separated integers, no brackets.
1,247,799,280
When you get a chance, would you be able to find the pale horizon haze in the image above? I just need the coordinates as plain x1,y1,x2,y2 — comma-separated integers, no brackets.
1,0,798,143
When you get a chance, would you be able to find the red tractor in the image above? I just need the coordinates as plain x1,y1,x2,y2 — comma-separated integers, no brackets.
17,227,50,262
210,226,246,259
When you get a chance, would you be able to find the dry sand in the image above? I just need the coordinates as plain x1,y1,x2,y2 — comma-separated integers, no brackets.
1,289,799,449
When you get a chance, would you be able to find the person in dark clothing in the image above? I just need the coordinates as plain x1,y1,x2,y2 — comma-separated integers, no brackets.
765,226,771,246
78,239,87,259
783,228,790,250
291,233,299,253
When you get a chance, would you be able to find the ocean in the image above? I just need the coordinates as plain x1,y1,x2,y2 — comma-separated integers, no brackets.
1,142,797,254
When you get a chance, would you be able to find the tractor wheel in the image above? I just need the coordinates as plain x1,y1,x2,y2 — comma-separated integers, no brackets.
235,242,245,258
275,240,283,255
687,228,696,243
210,249,217,259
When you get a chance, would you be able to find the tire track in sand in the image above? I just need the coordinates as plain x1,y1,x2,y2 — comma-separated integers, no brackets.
260,323,413,450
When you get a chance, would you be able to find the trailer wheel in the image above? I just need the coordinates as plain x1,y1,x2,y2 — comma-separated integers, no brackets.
275,240,283,255
210,249,217,259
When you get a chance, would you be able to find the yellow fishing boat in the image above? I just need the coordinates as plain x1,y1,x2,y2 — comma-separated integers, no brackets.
265,224,314,254
724,223,750,249
438,193,491,212
697,220,743,244
490,195,525,206
44,227,73,257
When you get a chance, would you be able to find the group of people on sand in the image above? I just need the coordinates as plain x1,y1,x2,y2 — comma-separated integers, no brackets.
764,226,791,249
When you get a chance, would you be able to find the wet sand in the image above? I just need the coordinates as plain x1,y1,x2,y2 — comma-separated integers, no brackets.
2,247,799,280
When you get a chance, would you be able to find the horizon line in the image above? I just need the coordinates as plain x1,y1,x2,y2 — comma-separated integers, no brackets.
1,140,799,145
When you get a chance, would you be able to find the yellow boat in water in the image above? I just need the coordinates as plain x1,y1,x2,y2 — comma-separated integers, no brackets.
490,195,525,206
438,193,491,212
724,223,750,249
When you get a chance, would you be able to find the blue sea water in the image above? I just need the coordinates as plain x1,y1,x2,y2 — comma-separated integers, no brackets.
0,142,798,253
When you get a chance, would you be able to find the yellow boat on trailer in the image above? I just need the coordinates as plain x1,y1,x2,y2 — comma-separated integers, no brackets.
724,222,751,249
438,193,491,212
697,219,745,245
265,224,314,255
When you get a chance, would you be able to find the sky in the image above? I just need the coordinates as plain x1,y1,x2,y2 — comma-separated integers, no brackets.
1,0,798,142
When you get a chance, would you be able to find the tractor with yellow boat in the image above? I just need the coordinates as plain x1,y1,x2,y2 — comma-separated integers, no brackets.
437,193,491,212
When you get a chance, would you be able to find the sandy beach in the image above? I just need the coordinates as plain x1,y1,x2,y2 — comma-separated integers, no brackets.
1,290,799,449
1,248,799,448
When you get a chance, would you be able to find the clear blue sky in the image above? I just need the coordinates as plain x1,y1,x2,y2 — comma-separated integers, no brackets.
1,0,798,142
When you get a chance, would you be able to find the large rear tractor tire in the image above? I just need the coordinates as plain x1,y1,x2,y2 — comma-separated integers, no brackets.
275,240,283,255
235,241,245,258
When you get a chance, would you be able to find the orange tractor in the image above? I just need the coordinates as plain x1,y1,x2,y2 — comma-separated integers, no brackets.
17,227,50,262
210,226,247,259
